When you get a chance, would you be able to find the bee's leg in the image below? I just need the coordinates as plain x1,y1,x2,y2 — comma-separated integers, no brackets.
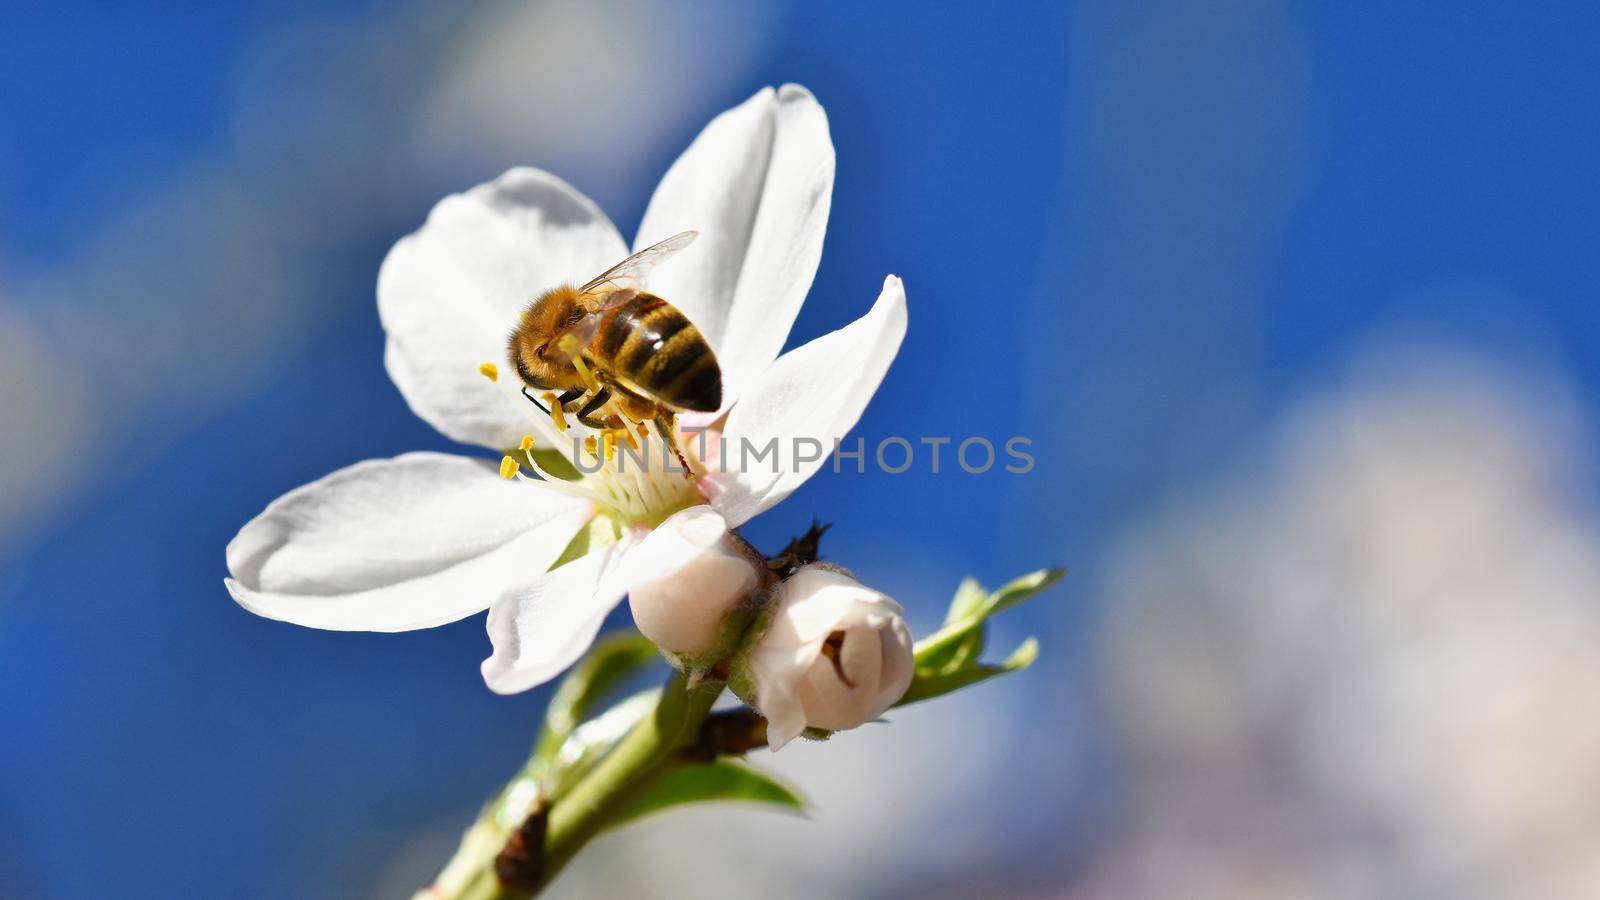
575,388,614,429
553,387,590,429
654,412,696,480
521,386,550,415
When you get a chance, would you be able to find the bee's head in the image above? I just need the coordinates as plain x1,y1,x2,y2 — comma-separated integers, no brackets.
509,285,586,390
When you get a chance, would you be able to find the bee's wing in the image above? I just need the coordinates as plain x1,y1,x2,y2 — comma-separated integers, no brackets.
578,230,698,295
544,285,645,364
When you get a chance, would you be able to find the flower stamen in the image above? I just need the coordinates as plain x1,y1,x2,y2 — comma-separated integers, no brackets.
516,448,593,497
543,393,568,433
481,365,704,529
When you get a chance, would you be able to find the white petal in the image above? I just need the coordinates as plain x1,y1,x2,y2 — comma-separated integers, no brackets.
762,566,901,649
481,506,745,693
711,275,908,527
226,452,592,632
868,616,917,720
796,650,878,732
754,662,810,752
838,621,885,689
378,168,628,449
481,539,631,695
636,84,834,413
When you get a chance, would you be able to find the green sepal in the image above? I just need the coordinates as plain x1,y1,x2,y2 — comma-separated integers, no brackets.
724,585,781,706
534,631,661,767
606,759,807,830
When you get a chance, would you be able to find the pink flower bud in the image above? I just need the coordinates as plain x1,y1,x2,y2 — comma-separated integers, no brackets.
627,514,760,655
746,565,915,749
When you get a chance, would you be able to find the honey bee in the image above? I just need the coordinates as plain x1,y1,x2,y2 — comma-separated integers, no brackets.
508,230,721,435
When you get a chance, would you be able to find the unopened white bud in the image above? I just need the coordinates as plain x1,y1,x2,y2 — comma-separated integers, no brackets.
743,565,915,749
628,517,760,656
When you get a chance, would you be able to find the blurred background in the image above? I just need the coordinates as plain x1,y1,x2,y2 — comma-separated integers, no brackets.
4,2,1599,897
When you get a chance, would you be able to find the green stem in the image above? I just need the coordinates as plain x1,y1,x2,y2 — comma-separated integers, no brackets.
418,753,546,900
419,672,721,899
540,671,720,888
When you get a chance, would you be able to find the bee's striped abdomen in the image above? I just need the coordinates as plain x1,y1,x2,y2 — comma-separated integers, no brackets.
594,292,722,413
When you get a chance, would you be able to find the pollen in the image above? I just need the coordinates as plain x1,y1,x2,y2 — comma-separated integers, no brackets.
479,361,499,382
519,434,536,451
602,431,618,460
542,393,568,432
583,435,598,456
499,456,520,480
636,422,649,438
615,425,639,451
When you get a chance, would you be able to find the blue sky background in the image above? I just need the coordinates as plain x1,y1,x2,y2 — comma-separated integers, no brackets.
3,3,1598,897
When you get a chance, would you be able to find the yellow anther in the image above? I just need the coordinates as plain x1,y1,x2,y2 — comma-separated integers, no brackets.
636,422,649,439
479,361,499,382
583,435,598,456
518,435,536,451
615,426,639,451
499,456,519,480
542,393,568,433
602,431,617,460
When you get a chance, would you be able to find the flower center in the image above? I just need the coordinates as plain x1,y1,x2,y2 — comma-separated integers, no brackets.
482,361,705,528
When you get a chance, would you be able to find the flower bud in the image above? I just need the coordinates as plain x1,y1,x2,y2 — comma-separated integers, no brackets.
741,565,915,749
627,518,761,656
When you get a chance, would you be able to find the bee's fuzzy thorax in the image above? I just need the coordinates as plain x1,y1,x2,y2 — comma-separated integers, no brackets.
508,284,585,391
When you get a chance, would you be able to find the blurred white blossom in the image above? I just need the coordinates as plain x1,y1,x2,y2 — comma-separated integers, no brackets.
1089,345,1600,900
417,0,774,186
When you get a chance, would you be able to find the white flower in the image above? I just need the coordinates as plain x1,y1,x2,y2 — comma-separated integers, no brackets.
743,565,916,750
627,522,762,657
224,85,907,695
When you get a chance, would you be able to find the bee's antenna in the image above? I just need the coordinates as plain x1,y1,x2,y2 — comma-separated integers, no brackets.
520,385,551,415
